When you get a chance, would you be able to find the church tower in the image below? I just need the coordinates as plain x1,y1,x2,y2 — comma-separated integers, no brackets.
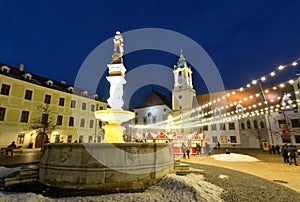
172,51,198,134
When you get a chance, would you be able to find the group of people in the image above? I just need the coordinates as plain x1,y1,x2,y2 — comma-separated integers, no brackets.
181,143,190,159
269,144,281,155
281,144,298,166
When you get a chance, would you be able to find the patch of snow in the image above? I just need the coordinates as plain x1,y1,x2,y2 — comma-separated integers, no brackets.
0,174,223,201
211,153,259,162
219,175,229,179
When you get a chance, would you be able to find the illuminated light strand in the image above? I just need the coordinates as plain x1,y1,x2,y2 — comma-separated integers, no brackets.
130,77,299,130
197,57,300,109
199,76,297,115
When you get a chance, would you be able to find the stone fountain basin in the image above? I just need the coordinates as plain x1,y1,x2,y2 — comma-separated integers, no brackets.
39,143,174,191
95,109,135,123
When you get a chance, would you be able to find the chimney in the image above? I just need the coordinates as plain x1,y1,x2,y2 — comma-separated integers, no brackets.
17,64,24,71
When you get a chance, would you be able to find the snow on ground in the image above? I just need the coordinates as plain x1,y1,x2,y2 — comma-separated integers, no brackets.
211,153,259,162
0,174,223,202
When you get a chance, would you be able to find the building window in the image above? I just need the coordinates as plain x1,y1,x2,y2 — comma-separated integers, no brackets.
203,125,208,131
229,122,235,130
134,118,138,124
41,113,49,124
55,134,60,143
278,120,286,128
0,107,6,121
212,136,218,143
295,135,300,143
211,124,217,131
69,117,74,126
143,117,147,125
291,119,300,128
91,104,95,112
17,133,25,144
89,120,94,128
1,84,10,95
24,90,33,100
80,118,85,127
147,112,152,117
67,135,72,143
88,136,93,143
152,116,156,124
59,97,65,106
230,136,237,143
246,120,251,129
82,102,87,110
79,135,83,142
20,111,29,123
253,120,258,129
297,83,300,89
220,123,226,130
44,94,51,104
71,100,76,108
179,95,182,99
56,115,63,125
241,122,245,130
99,106,103,110
260,121,265,128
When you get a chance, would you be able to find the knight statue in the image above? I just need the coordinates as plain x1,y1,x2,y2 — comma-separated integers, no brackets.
111,31,124,64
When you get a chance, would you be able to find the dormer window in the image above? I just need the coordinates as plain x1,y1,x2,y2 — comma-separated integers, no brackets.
82,91,88,96
67,87,74,92
46,80,53,86
23,73,32,80
93,94,98,99
1,66,10,73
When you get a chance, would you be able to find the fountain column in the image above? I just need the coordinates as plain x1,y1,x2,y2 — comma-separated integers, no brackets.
95,31,135,143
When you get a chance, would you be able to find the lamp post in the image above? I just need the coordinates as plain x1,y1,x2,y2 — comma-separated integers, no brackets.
259,83,274,145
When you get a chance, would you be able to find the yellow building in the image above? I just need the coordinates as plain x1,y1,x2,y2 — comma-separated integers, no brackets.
0,63,107,148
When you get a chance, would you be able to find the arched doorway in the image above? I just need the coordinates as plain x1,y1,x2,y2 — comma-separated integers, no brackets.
35,133,48,148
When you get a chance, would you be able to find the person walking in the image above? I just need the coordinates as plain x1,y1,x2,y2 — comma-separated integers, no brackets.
186,148,190,159
288,145,298,166
217,141,221,150
281,144,289,163
181,143,187,159
275,144,280,155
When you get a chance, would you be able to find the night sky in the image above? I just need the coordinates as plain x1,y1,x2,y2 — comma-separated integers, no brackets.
1,1,300,109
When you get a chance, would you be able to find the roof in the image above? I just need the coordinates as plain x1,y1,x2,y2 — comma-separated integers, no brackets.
0,62,106,102
136,91,172,109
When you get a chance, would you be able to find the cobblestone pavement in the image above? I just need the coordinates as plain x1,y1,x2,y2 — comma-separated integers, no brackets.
180,148,300,193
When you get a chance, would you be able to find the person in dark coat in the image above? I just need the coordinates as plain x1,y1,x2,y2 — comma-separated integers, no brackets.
271,145,276,154
6,141,17,155
281,144,289,163
288,145,298,166
186,148,190,159
275,144,280,155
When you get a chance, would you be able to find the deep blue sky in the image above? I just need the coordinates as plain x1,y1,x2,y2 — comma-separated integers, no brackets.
1,1,300,109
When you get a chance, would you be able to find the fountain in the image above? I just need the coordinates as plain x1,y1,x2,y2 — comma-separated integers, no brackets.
38,31,174,191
